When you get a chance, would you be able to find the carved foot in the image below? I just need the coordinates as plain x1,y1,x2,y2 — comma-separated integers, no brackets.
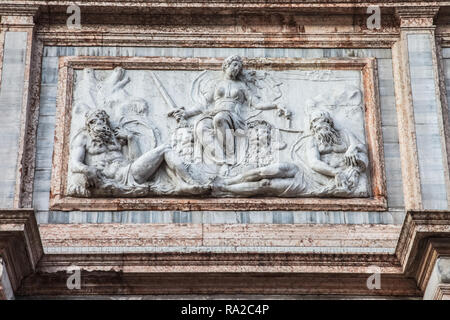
67,173,91,197
67,184,91,197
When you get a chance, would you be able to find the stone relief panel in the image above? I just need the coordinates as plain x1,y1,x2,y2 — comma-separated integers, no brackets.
66,56,369,199
50,56,386,211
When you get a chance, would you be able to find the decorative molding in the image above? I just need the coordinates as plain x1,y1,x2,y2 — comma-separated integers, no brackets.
0,209,43,297
0,4,40,16
32,9,400,48
395,211,450,290
17,270,420,297
0,4,39,26
434,284,450,300
17,247,416,297
16,38,44,208
2,210,447,297
36,30,400,49
395,7,440,29
0,1,447,9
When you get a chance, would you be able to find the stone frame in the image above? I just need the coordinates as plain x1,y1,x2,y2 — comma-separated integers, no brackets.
49,56,387,211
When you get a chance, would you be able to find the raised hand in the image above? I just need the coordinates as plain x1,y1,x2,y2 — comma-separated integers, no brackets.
168,107,187,121
114,126,129,140
344,145,359,167
276,104,292,119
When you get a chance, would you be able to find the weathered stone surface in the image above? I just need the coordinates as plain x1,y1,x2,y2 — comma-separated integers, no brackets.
1,0,450,300
66,57,369,199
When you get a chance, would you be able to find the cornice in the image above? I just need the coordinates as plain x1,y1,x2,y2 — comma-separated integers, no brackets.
0,4,40,16
0,209,43,294
395,6,440,28
0,1,448,7
0,4,40,26
396,6,441,17
1,210,446,298
395,211,450,292
0,1,449,13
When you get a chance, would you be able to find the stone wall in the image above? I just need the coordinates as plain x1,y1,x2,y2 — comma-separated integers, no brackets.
0,1,450,299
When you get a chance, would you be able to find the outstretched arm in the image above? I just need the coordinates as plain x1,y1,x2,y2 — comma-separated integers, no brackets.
68,133,98,196
173,84,215,120
245,90,291,118
70,134,89,174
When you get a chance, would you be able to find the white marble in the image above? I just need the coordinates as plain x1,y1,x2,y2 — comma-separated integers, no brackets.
67,56,369,198
0,32,27,208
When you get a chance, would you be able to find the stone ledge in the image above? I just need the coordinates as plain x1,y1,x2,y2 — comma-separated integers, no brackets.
395,6,440,29
12,210,449,298
17,272,421,297
0,209,43,299
395,211,450,299
0,210,448,298
0,4,39,26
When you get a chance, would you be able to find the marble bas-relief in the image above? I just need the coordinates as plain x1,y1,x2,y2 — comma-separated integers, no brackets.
67,55,370,198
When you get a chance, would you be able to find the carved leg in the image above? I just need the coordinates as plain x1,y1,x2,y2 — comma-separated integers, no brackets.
163,152,211,195
220,178,294,197
129,144,169,184
195,118,222,164
164,150,198,186
225,163,298,185
213,112,234,165
254,163,298,179
219,180,271,196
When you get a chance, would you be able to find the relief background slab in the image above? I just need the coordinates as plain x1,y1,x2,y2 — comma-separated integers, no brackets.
49,56,386,211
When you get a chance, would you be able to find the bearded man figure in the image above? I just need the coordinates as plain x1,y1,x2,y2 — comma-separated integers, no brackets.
216,109,368,197
294,109,369,196
67,109,208,197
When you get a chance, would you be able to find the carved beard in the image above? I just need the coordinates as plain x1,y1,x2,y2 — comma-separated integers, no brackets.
313,126,340,148
88,123,114,146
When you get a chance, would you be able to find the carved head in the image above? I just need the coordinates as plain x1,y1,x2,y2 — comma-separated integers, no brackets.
222,55,243,79
310,110,333,129
309,110,340,146
171,127,194,161
85,109,113,142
